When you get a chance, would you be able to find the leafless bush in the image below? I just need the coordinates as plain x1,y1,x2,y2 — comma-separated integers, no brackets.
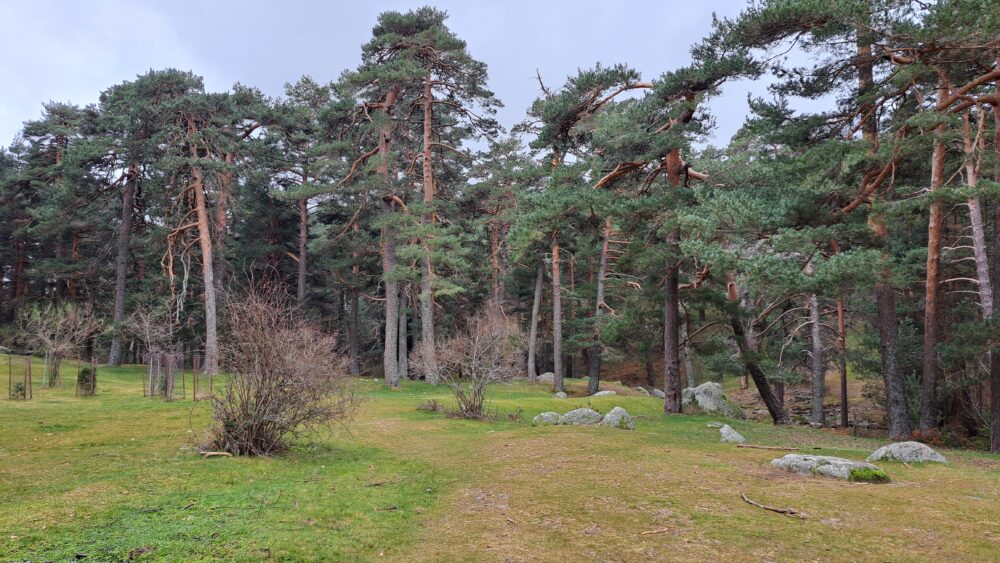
21,303,100,387
206,283,356,456
435,308,525,419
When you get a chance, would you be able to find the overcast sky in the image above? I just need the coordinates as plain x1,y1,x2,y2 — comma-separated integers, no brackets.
0,0,824,148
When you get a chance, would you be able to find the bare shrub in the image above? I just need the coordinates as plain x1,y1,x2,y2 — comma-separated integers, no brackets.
434,308,525,419
207,283,356,456
21,303,101,387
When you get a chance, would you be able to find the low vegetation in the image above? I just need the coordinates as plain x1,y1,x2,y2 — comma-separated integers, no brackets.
1,364,998,561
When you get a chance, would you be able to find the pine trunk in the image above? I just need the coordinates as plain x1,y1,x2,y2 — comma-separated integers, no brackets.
663,246,681,413
588,218,611,395
808,290,825,426
382,197,399,388
107,166,136,367
682,316,696,389
729,314,790,424
420,70,439,384
378,86,399,387
398,285,408,379
991,66,1000,453
919,83,948,431
836,298,848,428
297,197,308,307
527,261,544,382
192,165,220,375
552,235,564,392
347,287,360,376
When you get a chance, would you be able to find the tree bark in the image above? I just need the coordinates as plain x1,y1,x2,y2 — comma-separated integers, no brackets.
398,285,408,380
807,258,825,426
836,297,848,428
348,223,361,376
192,165,220,375
588,218,611,395
212,151,234,297
378,85,399,387
382,197,399,388
681,314,696,389
729,314,790,424
856,25,910,439
919,80,949,431
420,69,439,385
347,287,360,376
552,234,564,392
991,65,1000,453
297,197,308,307
663,247,681,413
527,261,544,382
107,165,136,367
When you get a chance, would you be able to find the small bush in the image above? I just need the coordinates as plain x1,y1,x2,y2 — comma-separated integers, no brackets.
849,467,890,483
207,283,356,456
434,308,524,419
417,399,444,413
77,366,95,396
11,382,25,399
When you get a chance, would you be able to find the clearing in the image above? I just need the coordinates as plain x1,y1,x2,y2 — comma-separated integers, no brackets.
1,364,999,561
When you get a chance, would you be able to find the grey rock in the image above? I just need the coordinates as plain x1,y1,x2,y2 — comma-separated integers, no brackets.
719,425,746,444
771,454,887,481
538,372,555,384
867,441,947,464
651,388,666,399
553,391,568,399
599,407,634,430
706,422,723,428
532,412,561,425
634,386,650,396
682,382,744,419
559,407,604,426
591,390,617,397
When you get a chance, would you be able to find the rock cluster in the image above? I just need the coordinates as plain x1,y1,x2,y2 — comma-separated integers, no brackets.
867,441,947,464
531,406,633,430
681,382,744,419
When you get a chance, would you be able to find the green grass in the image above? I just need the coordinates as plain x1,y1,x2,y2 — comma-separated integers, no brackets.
2,367,1000,561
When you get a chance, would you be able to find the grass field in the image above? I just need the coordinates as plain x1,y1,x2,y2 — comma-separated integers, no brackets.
2,361,999,561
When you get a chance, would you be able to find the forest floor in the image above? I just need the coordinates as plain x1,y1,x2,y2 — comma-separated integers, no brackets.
2,362,999,561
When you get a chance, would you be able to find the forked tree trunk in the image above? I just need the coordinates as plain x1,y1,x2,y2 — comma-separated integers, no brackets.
857,26,910,439
527,261,544,382
297,197,308,307
552,234,564,392
919,80,949,431
378,86,399,387
192,165,219,375
419,70,440,384
108,166,137,367
588,218,611,395
962,113,994,318
662,150,684,413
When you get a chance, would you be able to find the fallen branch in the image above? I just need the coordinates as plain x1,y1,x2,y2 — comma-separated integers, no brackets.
740,493,807,519
640,526,673,535
199,451,233,458
736,444,801,451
